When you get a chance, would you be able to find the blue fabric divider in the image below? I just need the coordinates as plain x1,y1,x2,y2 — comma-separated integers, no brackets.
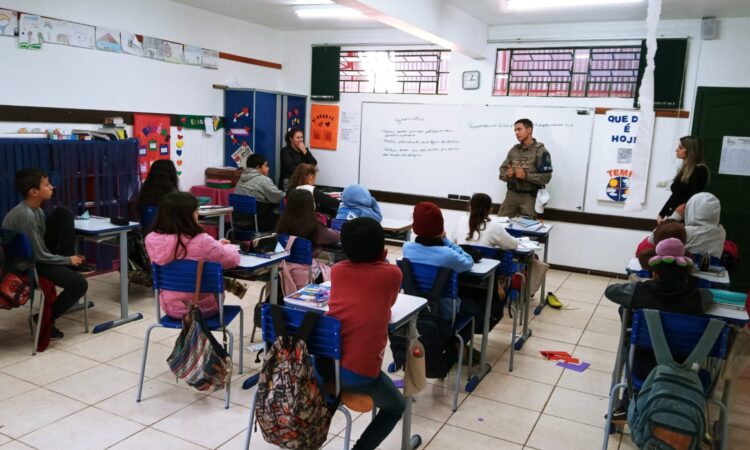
0,139,50,219
254,91,278,179
286,95,307,133
224,89,255,167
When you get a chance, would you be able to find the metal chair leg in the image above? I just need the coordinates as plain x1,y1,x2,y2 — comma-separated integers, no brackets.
338,406,353,450
454,333,464,412
226,329,235,409
83,294,89,333
136,324,159,402
239,312,244,375
244,390,258,450
32,286,44,356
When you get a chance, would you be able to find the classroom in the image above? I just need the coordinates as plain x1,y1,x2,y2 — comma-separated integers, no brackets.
1,0,749,449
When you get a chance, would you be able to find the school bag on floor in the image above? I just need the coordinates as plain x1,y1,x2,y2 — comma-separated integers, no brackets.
390,259,458,379
628,309,724,450
255,304,336,449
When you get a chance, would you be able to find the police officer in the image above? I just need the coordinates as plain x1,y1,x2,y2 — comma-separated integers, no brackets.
498,118,553,218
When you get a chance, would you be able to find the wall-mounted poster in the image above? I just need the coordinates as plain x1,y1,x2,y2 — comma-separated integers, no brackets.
597,110,654,203
18,14,42,50
121,32,142,56
0,9,18,37
310,104,340,150
67,22,94,48
184,45,202,65
41,17,69,44
95,27,121,52
201,48,218,69
134,113,171,180
162,41,183,64
142,36,164,60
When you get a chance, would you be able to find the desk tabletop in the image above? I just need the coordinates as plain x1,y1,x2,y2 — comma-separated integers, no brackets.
627,257,730,284
198,206,233,217
381,218,413,232
237,251,288,270
505,222,552,236
468,258,501,276
705,302,749,325
284,286,427,327
74,218,140,234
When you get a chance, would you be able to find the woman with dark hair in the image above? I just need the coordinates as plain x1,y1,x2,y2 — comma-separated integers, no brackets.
451,193,519,249
658,136,710,222
137,159,180,211
145,192,242,318
288,163,339,218
279,127,317,191
275,189,339,291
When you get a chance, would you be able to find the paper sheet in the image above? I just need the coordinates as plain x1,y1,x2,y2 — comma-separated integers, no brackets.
718,136,750,176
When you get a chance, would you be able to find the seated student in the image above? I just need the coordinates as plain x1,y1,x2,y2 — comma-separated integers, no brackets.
674,192,726,259
234,154,284,232
136,159,179,214
275,189,339,292
335,184,383,222
326,217,404,450
605,237,712,421
451,193,518,249
636,219,687,269
2,168,89,340
145,191,241,319
288,163,340,218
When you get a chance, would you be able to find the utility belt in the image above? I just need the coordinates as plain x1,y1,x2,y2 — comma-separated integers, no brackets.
508,185,540,195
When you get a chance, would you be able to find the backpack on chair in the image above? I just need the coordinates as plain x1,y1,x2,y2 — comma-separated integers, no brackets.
628,309,724,450
255,304,336,449
389,259,458,379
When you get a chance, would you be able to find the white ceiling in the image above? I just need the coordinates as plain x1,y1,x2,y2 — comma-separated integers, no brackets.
170,0,750,31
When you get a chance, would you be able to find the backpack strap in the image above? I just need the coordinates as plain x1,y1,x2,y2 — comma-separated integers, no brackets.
269,303,289,339
682,318,724,369
294,311,319,343
643,309,676,365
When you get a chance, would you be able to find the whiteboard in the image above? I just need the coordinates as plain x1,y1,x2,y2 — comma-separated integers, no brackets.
358,102,595,212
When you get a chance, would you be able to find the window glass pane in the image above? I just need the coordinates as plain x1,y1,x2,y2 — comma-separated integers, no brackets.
339,49,450,94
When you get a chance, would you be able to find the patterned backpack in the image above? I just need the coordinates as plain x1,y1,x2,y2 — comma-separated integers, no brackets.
255,305,336,449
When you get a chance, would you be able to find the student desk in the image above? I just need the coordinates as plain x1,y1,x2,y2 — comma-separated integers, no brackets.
74,217,142,333
506,223,553,314
460,258,500,391
197,205,233,239
381,218,413,244
190,185,234,206
626,257,731,286
284,284,428,450
236,251,289,306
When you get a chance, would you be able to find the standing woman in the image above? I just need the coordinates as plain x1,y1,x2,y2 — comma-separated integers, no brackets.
658,136,709,222
279,127,317,191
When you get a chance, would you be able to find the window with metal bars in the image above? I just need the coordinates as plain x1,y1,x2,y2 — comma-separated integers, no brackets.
340,50,450,95
493,46,642,98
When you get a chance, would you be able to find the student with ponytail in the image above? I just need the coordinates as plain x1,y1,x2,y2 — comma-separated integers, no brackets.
451,193,519,250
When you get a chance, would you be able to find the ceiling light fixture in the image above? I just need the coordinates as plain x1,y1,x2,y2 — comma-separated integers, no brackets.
295,6,365,19
505,0,643,11
291,0,334,5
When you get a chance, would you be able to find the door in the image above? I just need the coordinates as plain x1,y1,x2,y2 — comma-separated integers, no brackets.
692,87,750,291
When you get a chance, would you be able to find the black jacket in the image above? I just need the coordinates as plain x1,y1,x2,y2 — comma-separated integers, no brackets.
659,165,709,218
279,145,317,189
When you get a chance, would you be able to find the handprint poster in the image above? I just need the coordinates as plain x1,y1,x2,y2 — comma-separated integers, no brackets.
310,104,339,150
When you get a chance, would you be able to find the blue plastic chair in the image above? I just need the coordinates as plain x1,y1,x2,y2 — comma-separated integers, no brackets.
394,259,474,412
1,230,57,355
330,218,346,231
136,259,244,409
602,309,731,449
140,205,158,232
227,193,258,241
243,304,355,450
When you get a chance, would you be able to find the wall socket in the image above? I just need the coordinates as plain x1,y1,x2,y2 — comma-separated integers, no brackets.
656,180,668,188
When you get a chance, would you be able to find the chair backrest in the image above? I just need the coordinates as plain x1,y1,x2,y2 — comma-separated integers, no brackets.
630,309,730,360
140,206,158,231
330,218,345,232
397,259,457,300
278,234,313,265
260,303,341,359
151,260,224,294
1,229,33,260
229,193,257,215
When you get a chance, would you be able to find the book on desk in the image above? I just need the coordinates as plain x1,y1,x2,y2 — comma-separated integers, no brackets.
286,284,331,307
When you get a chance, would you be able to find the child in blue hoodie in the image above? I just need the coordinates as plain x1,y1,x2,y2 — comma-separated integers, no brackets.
335,184,383,222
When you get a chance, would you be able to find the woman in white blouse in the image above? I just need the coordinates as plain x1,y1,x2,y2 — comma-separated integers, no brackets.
451,193,519,250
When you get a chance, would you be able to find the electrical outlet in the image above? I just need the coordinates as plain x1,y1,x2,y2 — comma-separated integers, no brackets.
656,180,668,188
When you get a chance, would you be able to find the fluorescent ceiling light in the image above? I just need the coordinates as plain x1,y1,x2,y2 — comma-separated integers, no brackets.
291,0,334,5
295,6,365,19
506,0,643,10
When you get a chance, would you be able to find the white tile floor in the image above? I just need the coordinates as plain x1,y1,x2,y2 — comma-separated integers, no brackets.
1,248,748,449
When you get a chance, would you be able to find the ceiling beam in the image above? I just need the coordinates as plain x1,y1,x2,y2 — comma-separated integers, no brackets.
336,0,488,59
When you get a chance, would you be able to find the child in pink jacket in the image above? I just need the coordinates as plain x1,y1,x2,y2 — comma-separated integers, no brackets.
145,191,240,319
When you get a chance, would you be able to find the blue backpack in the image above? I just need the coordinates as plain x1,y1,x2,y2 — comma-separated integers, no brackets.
628,309,724,450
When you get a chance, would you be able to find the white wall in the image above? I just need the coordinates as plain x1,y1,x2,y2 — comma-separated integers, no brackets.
0,0,286,188
279,17,750,274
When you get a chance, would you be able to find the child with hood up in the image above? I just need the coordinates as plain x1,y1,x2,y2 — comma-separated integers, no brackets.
335,184,383,222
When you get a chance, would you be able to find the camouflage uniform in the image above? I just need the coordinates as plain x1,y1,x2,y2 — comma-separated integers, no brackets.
498,139,553,218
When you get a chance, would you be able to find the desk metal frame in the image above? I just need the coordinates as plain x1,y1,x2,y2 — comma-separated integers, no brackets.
198,206,233,239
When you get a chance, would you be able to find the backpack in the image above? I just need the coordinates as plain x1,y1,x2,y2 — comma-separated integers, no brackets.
0,240,32,310
389,259,458,379
255,305,336,449
628,309,725,450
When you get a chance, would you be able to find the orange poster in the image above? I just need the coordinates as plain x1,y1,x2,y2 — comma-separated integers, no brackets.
310,104,339,150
